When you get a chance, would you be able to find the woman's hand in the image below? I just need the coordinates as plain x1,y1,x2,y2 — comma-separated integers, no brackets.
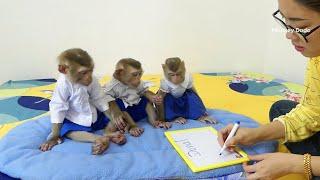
217,124,260,149
243,153,303,180
218,121,286,151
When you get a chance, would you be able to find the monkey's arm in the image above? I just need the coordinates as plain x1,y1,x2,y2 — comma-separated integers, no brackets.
122,111,138,128
144,90,156,102
155,90,167,121
122,111,145,137
89,77,110,113
50,123,62,139
146,101,171,129
102,81,127,130
108,101,127,131
108,101,122,116
144,90,165,106
45,87,68,147
39,123,63,151
48,78,70,141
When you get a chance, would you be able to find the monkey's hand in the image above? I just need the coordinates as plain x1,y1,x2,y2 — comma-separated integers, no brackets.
198,113,218,124
153,120,172,129
110,110,127,133
129,125,144,137
39,136,63,152
108,101,128,133
145,91,162,105
152,94,163,105
173,117,187,124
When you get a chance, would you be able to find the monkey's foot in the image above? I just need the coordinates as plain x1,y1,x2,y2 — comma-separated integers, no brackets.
129,126,144,137
109,131,126,145
92,136,109,155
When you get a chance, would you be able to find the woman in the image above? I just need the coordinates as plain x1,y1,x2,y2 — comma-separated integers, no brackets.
218,0,320,179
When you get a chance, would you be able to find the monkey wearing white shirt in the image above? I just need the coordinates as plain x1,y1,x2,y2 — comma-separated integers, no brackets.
157,57,217,124
40,48,126,155
105,58,171,137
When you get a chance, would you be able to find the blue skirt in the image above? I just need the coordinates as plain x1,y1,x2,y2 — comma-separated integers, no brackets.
60,110,110,137
164,89,206,121
115,96,148,122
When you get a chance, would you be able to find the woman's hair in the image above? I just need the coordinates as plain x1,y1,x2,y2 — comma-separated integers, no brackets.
295,0,320,12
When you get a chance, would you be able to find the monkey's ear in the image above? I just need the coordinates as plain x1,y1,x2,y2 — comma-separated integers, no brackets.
58,65,68,74
161,64,166,70
113,69,123,79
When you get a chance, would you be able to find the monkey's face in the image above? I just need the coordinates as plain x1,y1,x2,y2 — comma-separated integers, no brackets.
166,70,185,85
67,64,94,86
162,60,186,85
122,66,143,88
77,67,93,86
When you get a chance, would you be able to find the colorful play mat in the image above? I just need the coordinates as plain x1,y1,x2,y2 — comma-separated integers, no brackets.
0,72,306,180
0,72,304,138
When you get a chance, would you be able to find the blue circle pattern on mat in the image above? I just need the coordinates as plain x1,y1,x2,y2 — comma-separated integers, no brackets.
18,96,50,111
229,83,248,93
201,73,290,96
0,96,49,124
229,80,287,96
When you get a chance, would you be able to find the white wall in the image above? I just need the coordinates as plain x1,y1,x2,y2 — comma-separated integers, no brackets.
0,0,306,84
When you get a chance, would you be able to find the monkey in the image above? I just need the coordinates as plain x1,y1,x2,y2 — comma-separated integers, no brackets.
156,57,217,124
103,58,171,137
39,48,126,155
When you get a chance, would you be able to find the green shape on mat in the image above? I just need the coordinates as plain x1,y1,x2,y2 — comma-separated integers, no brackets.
262,85,287,96
282,82,305,94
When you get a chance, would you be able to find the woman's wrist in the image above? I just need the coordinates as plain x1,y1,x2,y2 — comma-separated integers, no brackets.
254,121,286,143
250,127,265,144
290,154,305,174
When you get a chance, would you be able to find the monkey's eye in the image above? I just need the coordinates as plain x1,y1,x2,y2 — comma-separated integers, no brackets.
80,71,87,76
79,70,92,76
132,71,143,77
168,73,181,77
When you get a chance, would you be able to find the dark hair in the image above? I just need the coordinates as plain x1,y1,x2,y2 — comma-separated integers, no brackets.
295,0,320,12
58,48,93,67
117,58,142,70
165,57,183,72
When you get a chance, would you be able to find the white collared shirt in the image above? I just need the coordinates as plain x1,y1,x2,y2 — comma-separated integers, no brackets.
160,72,193,98
103,78,151,108
49,74,109,127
